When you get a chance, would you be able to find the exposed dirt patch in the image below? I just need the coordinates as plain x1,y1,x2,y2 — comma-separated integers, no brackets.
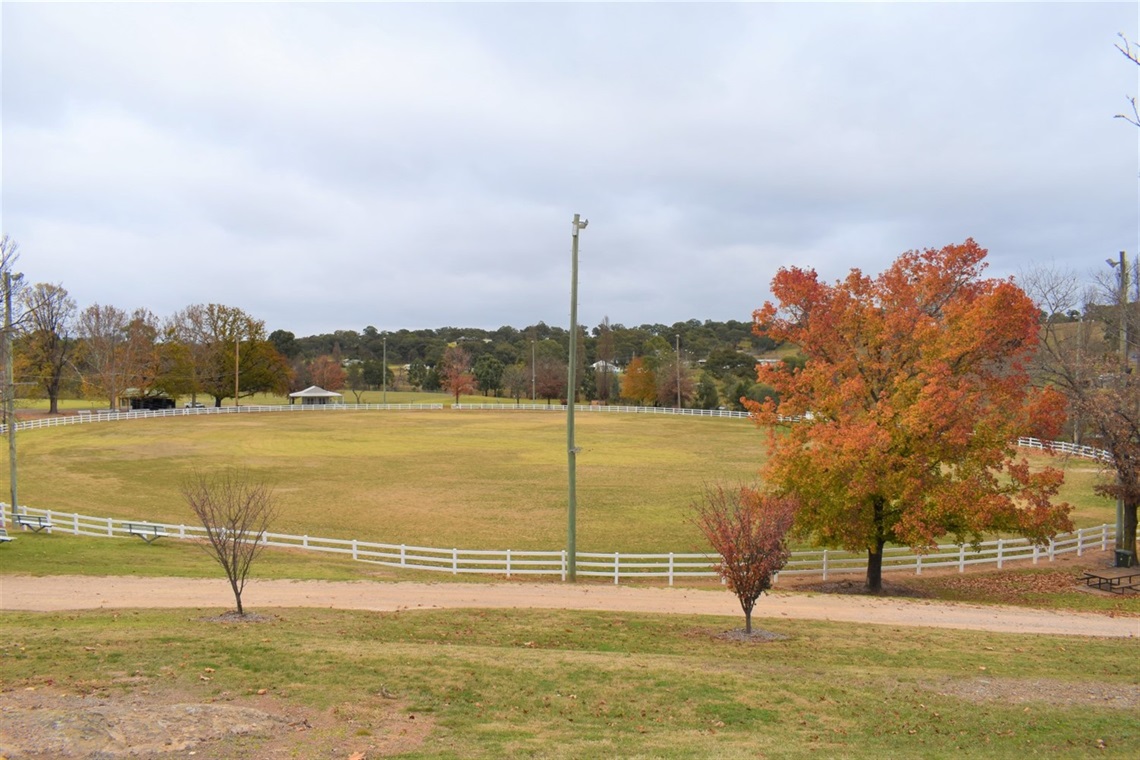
199,611,275,624
0,685,433,759
714,628,788,643
925,677,1140,710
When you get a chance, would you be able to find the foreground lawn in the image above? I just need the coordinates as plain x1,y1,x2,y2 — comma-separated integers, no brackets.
1,606,1136,758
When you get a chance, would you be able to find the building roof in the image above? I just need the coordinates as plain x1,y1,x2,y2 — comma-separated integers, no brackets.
288,385,344,399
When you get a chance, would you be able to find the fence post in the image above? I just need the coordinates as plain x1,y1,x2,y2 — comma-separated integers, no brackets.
303,535,309,549
997,539,1004,569
179,524,186,539
1032,544,1039,565
1049,537,1055,562
452,548,458,575
822,550,829,581
668,553,674,587
352,539,358,561
916,554,922,576
73,513,79,535
614,552,620,585
506,549,512,579
107,516,113,537
561,550,567,582
1102,524,1108,551
1077,527,1084,557
958,544,965,573
400,544,406,567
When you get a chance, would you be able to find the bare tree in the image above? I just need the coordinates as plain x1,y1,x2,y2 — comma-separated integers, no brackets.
1,236,27,426
1116,33,1140,127
691,485,797,634
1024,263,1139,564
502,363,529,405
595,317,615,403
182,470,279,616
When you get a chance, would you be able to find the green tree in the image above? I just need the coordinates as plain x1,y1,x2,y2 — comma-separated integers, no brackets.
694,372,720,409
20,282,77,414
473,354,505,397
408,360,427,389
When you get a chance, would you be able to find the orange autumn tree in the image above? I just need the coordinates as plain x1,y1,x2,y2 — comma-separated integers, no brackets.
620,356,657,405
749,239,1072,592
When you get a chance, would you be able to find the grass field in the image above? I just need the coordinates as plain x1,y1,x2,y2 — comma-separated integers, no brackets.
3,605,1137,758
4,409,1117,553
2,406,1137,758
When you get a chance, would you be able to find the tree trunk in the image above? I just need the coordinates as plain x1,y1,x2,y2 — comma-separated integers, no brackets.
866,497,888,593
865,539,886,593
1123,499,1139,565
231,579,244,616
743,606,753,634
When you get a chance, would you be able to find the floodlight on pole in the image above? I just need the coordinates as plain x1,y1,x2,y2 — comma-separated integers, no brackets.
1110,251,1131,565
567,213,587,582
675,334,681,409
4,271,19,525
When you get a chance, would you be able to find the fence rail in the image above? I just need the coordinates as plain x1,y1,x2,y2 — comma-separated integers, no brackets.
1,503,1118,586
0,405,1123,584
1,403,445,433
453,403,752,419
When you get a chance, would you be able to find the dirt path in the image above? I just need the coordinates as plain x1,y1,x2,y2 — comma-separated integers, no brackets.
2,575,1136,637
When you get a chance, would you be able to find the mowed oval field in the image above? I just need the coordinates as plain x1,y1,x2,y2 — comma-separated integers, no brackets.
11,409,1112,552
15,411,768,552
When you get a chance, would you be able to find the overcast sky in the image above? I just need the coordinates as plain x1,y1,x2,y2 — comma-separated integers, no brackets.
3,2,1137,337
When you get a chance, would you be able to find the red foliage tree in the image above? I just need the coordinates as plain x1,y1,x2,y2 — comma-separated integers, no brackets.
440,345,476,403
308,355,346,391
692,485,797,634
750,240,1072,592
534,356,567,405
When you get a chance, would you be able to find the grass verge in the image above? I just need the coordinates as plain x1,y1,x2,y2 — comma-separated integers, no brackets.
2,606,1137,758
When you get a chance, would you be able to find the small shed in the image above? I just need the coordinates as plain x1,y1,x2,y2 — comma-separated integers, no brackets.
288,385,343,405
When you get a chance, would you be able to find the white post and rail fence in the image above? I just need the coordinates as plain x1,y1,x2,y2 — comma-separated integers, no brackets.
0,404,1130,585
0,502,1120,587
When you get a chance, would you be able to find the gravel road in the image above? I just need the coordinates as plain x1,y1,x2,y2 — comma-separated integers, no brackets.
2,575,1136,637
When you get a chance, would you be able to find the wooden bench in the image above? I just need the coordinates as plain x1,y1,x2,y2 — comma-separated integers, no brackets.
125,522,168,543
14,514,52,533
0,526,13,543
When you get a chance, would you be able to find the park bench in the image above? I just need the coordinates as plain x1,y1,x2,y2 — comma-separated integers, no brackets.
14,514,52,533
125,522,168,543
0,526,13,543
1082,570,1140,595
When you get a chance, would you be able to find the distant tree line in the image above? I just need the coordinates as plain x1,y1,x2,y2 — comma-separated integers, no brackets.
1,234,797,412
267,317,785,409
